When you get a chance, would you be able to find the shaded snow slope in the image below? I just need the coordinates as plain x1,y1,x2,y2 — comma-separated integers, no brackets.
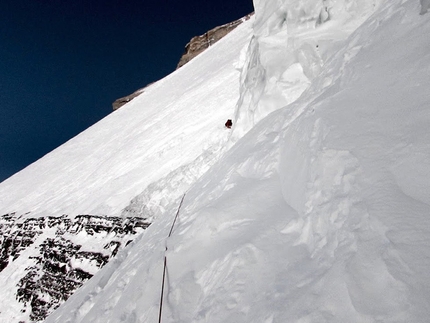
44,0,430,322
0,20,253,219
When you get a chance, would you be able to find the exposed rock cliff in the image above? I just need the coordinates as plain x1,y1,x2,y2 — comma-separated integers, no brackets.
112,88,146,111
0,213,149,322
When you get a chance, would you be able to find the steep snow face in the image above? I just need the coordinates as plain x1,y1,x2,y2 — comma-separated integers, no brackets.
0,20,253,219
44,0,430,323
0,18,254,323
232,0,384,138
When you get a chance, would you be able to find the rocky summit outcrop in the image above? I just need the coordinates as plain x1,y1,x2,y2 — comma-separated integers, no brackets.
112,87,148,111
111,13,253,111
177,13,253,69
0,213,150,322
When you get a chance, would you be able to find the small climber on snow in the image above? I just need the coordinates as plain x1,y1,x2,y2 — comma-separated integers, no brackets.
225,119,232,129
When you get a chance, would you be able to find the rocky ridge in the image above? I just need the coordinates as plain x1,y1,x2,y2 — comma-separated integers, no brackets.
112,88,146,111
0,213,149,322
176,13,253,69
111,13,253,111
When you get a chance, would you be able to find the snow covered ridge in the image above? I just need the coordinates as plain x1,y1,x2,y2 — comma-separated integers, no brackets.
40,0,430,323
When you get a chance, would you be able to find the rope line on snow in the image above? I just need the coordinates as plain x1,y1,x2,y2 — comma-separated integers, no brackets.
158,256,167,323
168,194,186,238
158,193,186,323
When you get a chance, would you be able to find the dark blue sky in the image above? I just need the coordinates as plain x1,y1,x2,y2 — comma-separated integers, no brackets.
0,0,254,183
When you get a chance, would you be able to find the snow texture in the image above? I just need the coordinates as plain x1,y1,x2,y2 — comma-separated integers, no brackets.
421,0,430,14
2,0,430,322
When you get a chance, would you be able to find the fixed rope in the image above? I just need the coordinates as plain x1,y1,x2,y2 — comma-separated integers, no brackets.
158,194,186,323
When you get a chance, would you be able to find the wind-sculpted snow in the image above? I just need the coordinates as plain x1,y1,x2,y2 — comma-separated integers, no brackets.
232,0,385,139
44,0,430,322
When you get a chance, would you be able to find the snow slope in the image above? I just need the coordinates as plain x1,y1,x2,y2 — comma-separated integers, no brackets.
4,0,430,322
0,18,253,219
0,16,254,323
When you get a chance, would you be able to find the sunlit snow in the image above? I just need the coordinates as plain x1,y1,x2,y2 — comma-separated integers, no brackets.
1,0,430,322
